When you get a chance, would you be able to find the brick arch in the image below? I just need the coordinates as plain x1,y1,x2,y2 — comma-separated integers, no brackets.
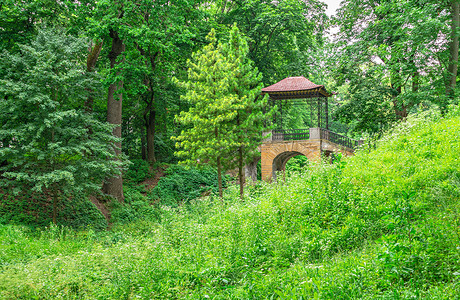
272,151,305,180
260,140,321,180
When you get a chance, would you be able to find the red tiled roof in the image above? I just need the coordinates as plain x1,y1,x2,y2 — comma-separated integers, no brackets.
261,76,324,93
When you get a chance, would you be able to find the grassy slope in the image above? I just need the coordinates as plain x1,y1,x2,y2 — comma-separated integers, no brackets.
1,109,460,299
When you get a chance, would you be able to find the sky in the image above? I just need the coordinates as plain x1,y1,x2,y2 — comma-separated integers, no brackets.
323,0,342,16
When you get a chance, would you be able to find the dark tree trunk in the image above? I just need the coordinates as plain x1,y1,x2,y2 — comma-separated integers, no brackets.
52,194,57,225
446,0,460,107
412,71,419,93
143,93,156,164
141,125,147,160
391,85,408,119
214,127,223,198
85,40,103,112
237,113,244,199
146,109,156,164
102,29,124,202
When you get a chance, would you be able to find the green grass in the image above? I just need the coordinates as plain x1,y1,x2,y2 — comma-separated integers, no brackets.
1,107,460,299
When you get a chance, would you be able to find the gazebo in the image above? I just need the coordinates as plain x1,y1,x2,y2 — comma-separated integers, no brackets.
261,76,332,139
257,76,360,180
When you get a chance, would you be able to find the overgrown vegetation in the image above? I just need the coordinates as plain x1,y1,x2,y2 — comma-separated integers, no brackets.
0,191,107,231
150,165,228,206
1,107,459,298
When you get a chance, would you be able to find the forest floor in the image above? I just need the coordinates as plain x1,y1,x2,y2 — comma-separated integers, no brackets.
141,165,166,192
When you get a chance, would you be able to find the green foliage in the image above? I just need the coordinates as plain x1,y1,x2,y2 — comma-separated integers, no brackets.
174,25,272,197
285,155,309,173
214,0,328,85
110,189,160,226
1,107,460,297
173,28,239,168
0,28,122,198
0,190,107,230
0,0,69,52
0,63,460,299
150,165,227,206
125,159,151,184
331,0,454,135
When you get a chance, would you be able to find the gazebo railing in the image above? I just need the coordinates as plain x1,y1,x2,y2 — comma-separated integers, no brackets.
269,128,361,149
272,129,310,141
318,128,360,149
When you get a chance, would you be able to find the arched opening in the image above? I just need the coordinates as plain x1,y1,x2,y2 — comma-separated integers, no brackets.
285,155,309,173
272,151,306,180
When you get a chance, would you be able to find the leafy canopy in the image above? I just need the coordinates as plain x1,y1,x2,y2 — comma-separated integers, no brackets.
0,28,123,195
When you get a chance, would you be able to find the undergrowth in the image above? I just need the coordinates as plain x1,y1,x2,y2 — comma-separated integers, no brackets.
150,165,229,206
1,107,460,299
0,191,107,230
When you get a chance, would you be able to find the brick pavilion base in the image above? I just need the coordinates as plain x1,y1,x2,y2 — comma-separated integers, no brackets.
260,130,355,181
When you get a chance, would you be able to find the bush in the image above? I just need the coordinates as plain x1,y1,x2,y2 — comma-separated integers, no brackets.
110,185,160,225
0,190,107,230
149,165,228,206
125,159,151,184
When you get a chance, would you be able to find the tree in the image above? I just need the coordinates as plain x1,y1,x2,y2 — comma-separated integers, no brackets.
102,28,125,202
446,0,460,103
222,25,273,198
174,26,272,198
122,0,202,164
0,28,122,223
331,0,451,135
212,0,328,85
0,0,68,52
173,29,237,197
89,0,128,202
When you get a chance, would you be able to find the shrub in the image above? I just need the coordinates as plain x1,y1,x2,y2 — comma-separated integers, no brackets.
0,190,107,230
125,159,151,184
149,165,228,206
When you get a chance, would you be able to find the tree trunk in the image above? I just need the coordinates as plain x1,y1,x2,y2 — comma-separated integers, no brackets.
52,194,57,225
244,156,259,182
238,146,244,200
391,85,408,119
141,125,147,160
146,109,156,164
446,0,460,107
217,156,223,198
102,29,124,202
85,40,103,112
412,71,419,93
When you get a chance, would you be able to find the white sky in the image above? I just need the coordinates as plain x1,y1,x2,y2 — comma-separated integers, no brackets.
323,0,342,16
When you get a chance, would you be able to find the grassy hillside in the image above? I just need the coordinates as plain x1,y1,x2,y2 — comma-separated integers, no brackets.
1,108,459,299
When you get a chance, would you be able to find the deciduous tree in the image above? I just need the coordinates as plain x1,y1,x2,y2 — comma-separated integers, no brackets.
0,29,122,223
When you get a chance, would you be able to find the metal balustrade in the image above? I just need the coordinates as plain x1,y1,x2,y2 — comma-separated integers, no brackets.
272,129,310,141
270,128,361,149
319,129,359,149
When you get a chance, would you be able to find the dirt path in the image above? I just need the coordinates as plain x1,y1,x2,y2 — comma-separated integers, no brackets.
140,165,166,192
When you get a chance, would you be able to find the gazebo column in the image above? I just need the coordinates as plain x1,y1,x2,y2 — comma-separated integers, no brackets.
317,96,321,128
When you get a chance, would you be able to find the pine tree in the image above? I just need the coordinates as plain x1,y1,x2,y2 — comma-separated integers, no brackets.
174,26,273,198
174,29,238,197
223,25,274,199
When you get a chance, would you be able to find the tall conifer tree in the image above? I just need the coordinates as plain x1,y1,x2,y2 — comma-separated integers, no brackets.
174,25,272,198
223,25,273,199
174,29,238,197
